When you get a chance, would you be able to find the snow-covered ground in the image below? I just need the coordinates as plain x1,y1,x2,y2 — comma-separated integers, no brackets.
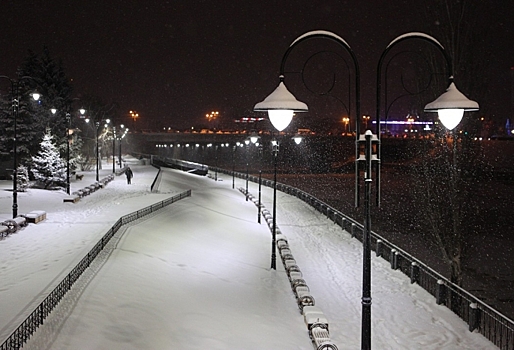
0,157,495,349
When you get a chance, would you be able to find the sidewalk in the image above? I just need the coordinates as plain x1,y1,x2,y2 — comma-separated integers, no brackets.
1,163,495,349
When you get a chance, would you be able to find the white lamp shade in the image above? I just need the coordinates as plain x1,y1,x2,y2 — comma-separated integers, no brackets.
424,82,479,130
268,110,294,131
254,80,308,131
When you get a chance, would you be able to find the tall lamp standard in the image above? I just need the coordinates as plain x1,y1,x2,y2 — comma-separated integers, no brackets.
254,30,478,349
53,107,86,195
249,131,261,222
89,118,111,182
244,138,251,201
232,142,240,189
0,76,41,218
118,125,127,168
254,79,307,269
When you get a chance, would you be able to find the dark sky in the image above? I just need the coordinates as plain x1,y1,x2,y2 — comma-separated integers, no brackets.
1,1,512,130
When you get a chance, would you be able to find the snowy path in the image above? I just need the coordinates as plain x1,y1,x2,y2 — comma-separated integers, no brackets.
23,167,310,350
1,161,495,349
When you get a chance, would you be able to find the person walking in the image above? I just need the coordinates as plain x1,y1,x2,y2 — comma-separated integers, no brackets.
125,166,133,184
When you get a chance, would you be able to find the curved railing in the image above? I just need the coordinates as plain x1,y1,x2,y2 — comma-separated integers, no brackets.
214,166,513,350
0,190,191,350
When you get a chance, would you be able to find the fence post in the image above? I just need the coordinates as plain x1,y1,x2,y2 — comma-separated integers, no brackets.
351,223,357,238
468,303,481,332
436,279,446,305
410,262,420,284
390,249,398,270
376,239,383,258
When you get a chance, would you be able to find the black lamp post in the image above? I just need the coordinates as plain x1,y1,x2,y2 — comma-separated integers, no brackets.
245,138,250,201
118,124,127,168
232,143,237,189
112,126,116,173
214,143,218,181
91,118,111,182
0,76,40,218
95,121,100,181
254,30,478,350
66,112,72,194
270,138,279,269
61,108,86,195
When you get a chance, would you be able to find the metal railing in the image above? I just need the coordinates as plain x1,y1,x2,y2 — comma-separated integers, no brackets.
214,166,513,350
0,190,191,350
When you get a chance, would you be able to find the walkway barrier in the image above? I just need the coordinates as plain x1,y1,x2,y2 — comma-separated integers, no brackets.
0,190,191,350
220,166,513,350
151,155,208,175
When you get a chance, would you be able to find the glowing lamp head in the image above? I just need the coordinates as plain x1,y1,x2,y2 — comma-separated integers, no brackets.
424,82,479,131
268,110,294,131
292,134,303,145
31,92,41,101
437,109,464,131
254,77,308,132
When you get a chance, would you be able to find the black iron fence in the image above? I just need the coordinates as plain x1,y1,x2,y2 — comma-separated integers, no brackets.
216,167,514,350
0,190,191,350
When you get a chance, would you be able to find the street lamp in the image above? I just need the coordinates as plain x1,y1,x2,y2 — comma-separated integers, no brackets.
292,133,303,145
342,116,350,135
248,131,262,222
244,138,250,201
0,75,40,218
254,30,478,350
363,115,370,129
118,125,128,168
62,108,85,195
129,110,139,131
88,118,110,181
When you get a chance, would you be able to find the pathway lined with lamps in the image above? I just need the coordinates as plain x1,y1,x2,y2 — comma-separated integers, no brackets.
239,186,339,350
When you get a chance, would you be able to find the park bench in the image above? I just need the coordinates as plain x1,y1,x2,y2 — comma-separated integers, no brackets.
2,217,27,234
0,225,8,238
303,306,328,331
24,211,46,224
310,325,338,350
64,196,80,203
295,284,315,311
288,270,303,283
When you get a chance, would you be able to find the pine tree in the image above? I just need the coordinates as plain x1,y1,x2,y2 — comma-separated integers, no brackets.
0,48,72,165
31,130,67,189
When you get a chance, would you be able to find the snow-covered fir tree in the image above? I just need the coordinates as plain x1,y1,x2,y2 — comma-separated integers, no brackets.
31,130,67,189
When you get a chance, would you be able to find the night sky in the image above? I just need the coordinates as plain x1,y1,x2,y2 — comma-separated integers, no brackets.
1,1,512,130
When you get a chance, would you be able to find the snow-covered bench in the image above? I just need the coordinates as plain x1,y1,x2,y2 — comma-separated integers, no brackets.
0,225,8,237
2,217,27,234
64,196,80,203
295,284,315,311
24,211,46,224
303,306,328,331
311,326,338,350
